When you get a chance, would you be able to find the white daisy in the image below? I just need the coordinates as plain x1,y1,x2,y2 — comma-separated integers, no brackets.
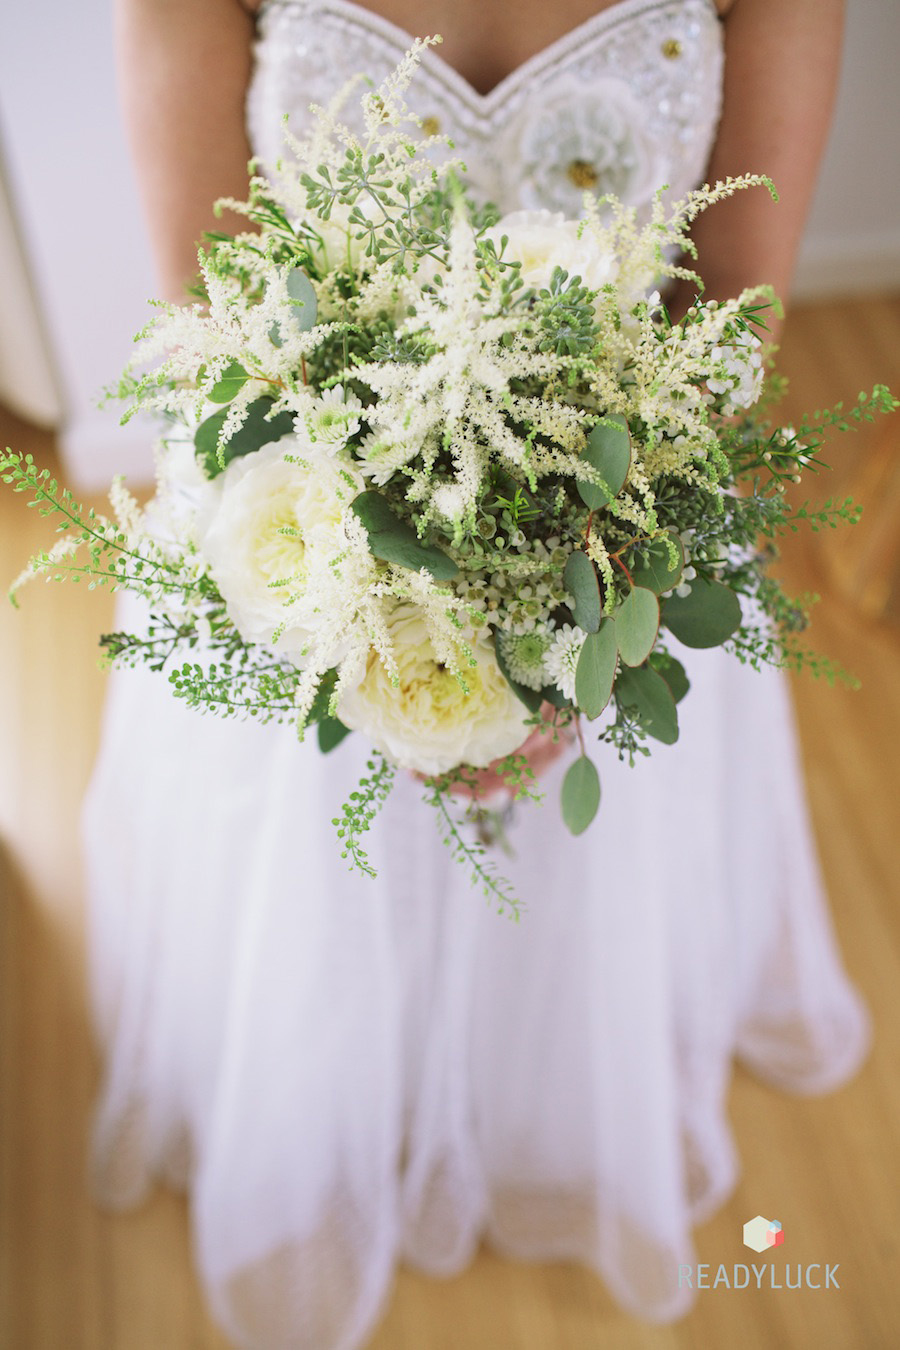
544,624,587,702
305,385,364,448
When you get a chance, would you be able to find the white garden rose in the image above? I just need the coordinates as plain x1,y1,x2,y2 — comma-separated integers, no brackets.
337,605,532,775
487,209,615,295
198,434,363,658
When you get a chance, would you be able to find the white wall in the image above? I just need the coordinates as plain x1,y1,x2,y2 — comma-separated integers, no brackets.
793,0,900,299
1,0,898,488
0,0,157,485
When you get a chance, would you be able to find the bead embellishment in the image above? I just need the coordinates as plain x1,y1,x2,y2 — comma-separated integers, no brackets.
421,115,441,136
662,38,683,59
567,159,600,189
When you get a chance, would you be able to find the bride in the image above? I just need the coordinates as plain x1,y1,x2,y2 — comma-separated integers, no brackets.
85,1,866,1347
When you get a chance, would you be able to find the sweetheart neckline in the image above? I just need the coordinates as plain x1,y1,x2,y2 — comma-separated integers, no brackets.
258,0,719,112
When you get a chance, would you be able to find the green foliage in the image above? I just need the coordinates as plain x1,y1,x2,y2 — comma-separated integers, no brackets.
333,753,396,877
318,716,351,752
630,532,684,594
781,496,862,534
577,415,631,510
298,150,461,276
194,397,295,476
0,450,201,604
494,750,544,804
612,586,659,667
564,549,602,633
615,665,679,745
168,656,303,722
351,490,459,579
208,360,250,403
662,577,742,649
561,754,601,835
285,267,318,331
649,650,690,703
491,485,540,526
421,777,524,919
536,267,601,358
575,622,618,719
594,702,651,766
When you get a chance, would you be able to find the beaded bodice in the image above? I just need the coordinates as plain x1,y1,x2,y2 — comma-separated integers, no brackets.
248,0,723,218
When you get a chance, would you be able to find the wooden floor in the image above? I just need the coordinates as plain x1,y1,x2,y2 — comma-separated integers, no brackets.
1,294,899,1349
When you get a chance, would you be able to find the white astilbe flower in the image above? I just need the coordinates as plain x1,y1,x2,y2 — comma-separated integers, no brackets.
707,329,764,412
431,482,468,523
9,533,81,601
123,257,323,444
544,624,587,702
354,209,587,521
259,35,463,238
109,476,144,537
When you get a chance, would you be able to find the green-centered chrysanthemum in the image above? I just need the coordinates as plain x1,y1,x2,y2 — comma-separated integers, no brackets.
497,628,553,690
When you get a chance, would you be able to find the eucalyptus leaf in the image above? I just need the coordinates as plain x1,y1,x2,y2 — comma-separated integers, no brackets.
540,682,570,710
208,360,249,404
615,665,679,744
577,414,631,510
662,578,742,648
495,638,544,714
631,532,685,594
351,491,458,581
574,620,618,720
564,549,601,633
286,268,318,332
649,653,690,704
317,716,352,753
613,586,659,667
561,755,601,836
194,398,295,477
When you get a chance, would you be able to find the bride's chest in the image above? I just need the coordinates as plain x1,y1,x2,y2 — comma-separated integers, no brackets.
344,0,620,97
249,0,724,219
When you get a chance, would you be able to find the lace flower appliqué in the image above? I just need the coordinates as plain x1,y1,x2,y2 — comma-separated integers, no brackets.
508,81,665,217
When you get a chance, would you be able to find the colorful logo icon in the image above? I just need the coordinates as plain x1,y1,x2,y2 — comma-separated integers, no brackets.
743,1216,784,1253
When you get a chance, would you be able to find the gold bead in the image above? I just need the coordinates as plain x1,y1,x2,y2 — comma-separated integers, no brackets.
422,115,441,136
662,38,683,59
566,159,599,189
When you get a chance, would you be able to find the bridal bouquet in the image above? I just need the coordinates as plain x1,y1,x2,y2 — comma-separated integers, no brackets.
3,41,894,910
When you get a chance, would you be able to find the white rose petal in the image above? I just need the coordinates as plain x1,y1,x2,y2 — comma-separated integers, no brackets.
487,208,615,295
198,434,363,658
337,605,532,775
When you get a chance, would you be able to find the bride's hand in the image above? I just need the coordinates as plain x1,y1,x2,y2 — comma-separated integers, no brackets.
414,705,572,801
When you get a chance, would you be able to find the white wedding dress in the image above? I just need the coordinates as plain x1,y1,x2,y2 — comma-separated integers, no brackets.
82,2,870,1347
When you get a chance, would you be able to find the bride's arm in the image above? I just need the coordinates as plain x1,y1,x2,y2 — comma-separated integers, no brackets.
114,0,258,301
678,0,845,317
